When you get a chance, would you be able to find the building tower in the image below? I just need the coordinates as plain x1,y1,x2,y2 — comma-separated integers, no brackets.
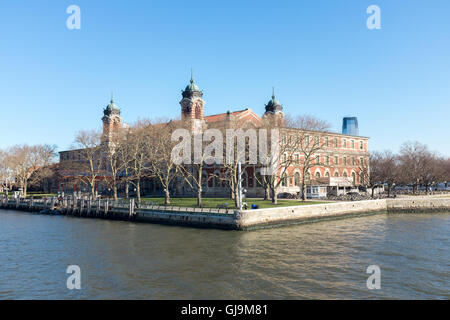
342,117,359,136
102,95,122,146
262,88,284,126
180,72,205,133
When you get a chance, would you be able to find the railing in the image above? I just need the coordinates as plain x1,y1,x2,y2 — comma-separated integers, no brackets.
0,196,233,216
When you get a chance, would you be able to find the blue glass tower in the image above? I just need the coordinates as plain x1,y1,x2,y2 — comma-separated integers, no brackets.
342,117,359,136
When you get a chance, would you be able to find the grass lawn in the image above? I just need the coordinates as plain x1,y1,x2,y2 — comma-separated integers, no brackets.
140,197,329,209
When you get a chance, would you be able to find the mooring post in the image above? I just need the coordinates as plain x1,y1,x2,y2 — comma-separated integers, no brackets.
96,198,100,216
129,198,135,219
105,199,109,216
88,199,92,216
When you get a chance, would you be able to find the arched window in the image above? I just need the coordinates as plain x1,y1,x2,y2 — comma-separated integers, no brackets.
360,172,365,185
315,172,321,179
201,171,208,188
255,172,262,187
351,172,356,185
281,173,288,187
305,172,311,181
343,171,348,178
294,172,301,186
334,171,339,177
242,172,248,188
325,171,330,178
213,171,220,187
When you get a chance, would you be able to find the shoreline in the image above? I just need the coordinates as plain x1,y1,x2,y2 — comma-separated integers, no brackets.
1,197,449,230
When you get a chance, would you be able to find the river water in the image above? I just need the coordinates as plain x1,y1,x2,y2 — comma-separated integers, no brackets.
0,209,448,299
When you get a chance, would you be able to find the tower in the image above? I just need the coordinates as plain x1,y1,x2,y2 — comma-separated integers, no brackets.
180,72,205,133
342,117,359,136
102,95,122,146
262,88,284,126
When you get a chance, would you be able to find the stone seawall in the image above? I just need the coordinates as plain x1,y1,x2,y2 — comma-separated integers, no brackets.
386,198,450,213
236,199,387,230
235,198,450,230
1,197,449,230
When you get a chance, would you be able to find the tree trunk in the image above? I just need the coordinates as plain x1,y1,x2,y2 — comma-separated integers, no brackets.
301,182,307,201
233,188,239,208
271,187,278,204
136,181,141,203
387,186,391,198
125,183,129,199
113,185,118,201
264,186,269,201
371,186,375,198
23,183,27,198
197,188,202,208
164,188,171,205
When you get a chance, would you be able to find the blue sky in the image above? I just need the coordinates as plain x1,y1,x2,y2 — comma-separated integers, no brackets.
0,0,449,155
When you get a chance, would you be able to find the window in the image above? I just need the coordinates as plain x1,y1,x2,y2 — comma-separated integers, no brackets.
343,157,347,166
352,157,356,166
334,171,339,177
314,136,320,146
343,171,348,178
294,172,300,186
281,134,286,144
325,137,329,147
334,156,339,165
342,139,347,148
305,172,311,181
359,141,364,150
360,157,364,166
255,172,262,187
315,172,321,179
305,135,310,146
281,174,288,187
325,171,330,178
315,155,320,165
243,172,249,188
282,154,287,164
334,138,338,148
351,140,355,149
295,154,299,164
325,156,330,166
351,172,356,185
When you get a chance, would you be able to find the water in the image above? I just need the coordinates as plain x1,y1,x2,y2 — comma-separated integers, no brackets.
0,209,448,299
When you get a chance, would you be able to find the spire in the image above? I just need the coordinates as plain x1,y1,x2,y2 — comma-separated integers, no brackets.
272,87,275,99
111,91,114,103
190,68,194,84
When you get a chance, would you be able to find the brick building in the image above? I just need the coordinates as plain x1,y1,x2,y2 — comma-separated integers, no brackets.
58,76,370,198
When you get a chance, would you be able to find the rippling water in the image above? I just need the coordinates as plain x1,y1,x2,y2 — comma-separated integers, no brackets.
0,209,448,299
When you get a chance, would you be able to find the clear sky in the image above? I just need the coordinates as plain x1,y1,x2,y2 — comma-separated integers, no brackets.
0,0,449,155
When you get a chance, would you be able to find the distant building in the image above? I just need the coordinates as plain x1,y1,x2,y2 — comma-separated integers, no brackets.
342,117,359,136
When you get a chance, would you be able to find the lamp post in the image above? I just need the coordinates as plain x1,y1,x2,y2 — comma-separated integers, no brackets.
237,162,243,210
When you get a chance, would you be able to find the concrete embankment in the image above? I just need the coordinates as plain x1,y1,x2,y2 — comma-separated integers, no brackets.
1,197,449,230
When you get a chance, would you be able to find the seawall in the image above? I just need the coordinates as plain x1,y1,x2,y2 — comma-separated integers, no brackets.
1,197,449,230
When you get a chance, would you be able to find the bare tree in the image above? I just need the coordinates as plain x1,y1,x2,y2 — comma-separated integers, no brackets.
126,120,152,203
7,144,56,198
0,149,15,194
70,130,104,198
145,120,181,205
398,141,432,194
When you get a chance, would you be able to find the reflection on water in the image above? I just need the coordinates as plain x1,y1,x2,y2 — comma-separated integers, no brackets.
0,209,448,299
